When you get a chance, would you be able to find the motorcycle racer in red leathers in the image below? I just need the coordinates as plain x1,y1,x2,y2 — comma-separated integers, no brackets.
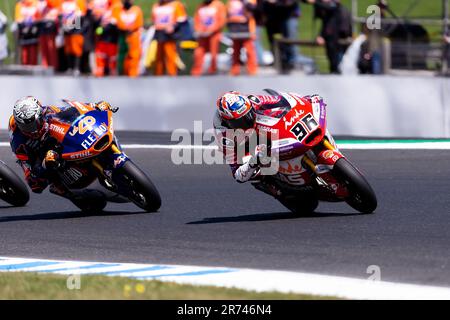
213,90,329,214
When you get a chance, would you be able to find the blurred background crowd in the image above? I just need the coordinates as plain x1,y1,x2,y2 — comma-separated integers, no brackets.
0,0,448,77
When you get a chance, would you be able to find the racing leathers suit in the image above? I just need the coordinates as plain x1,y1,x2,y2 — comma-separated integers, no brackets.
214,92,322,211
9,105,64,195
9,102,117,207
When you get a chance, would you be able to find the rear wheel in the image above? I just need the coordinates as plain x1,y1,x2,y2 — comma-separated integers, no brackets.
0,162,30,207
332,158,377,214
115,161,161,212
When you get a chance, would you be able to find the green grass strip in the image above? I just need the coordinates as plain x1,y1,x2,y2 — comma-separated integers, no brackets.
0,271,337,300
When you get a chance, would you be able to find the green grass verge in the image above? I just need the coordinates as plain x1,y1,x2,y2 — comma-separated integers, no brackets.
0,271,337,300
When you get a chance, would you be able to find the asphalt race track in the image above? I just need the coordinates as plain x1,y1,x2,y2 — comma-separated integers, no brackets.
0,132,449,287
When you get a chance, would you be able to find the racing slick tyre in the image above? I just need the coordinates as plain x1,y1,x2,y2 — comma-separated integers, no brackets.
0,161,30,207
332,158,377,214
116,161,161,212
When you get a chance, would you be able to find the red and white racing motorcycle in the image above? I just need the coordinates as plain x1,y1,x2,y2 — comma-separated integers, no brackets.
244,89,377,214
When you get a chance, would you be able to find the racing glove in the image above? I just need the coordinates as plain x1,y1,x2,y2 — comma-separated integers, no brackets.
42,150,60,170
20,161,49,193
234,145,269,183
254,144,272,168
95,101,119,113
234,161,260,183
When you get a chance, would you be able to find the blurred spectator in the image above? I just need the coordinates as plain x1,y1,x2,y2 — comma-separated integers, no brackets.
115,0,143,77
191,0,227,76
37,0,61,69
286,1,300,46
253,0,265,65
226,0,258,76
151,0,188,76
61,0,87,75
307,0,352,74
80,3,96,74
37,0,47,18
263,0,298,71
91,0,120,76
0,10,8,64
287,1,316,73
15,0,40,65
357,22,383,74
286,0,300,67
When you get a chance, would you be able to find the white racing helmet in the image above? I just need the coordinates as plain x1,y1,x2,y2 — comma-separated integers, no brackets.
13,96,45,138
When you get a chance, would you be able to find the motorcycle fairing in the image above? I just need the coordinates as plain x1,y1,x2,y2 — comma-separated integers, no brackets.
255,92,327,160
59,109,113,161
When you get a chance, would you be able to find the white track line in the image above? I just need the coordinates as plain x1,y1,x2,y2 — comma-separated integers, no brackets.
1,142,450,150
338,142,450,150
160,269,450,300
0,256,450,300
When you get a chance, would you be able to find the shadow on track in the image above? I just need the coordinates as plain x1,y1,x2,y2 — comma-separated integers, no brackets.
187,211,362,224
0,210,148,223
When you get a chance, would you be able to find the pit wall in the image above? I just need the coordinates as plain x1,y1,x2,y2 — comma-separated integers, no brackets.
0,75,448,138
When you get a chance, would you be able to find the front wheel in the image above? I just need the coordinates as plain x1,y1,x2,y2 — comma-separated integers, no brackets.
0,161,30,207
332,158,377,214
115,161,161,212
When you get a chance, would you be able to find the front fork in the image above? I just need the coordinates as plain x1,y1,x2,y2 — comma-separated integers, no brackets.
92,142,129,171
91,142,130,192
302,138,349,199
302,138,342,172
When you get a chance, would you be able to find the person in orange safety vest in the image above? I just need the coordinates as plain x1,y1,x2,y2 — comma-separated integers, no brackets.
37,0,61,69
226,0,258,76
115,0,143,77
151,0,188,76
61,0,87,75
89,0,120,76
191,0,226,76
15,0,40,65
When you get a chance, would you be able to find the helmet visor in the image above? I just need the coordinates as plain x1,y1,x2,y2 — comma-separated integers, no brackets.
17,116,44,136
227,109,256,130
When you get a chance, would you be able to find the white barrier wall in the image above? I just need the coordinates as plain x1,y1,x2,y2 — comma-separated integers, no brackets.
0,75,448,138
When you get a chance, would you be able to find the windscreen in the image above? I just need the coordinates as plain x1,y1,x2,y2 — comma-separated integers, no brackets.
51,106,82,125
255,95,292,119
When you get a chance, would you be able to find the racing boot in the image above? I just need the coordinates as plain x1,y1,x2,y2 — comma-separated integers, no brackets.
251,179,282,198
252,177,318,215
50,184,107,212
